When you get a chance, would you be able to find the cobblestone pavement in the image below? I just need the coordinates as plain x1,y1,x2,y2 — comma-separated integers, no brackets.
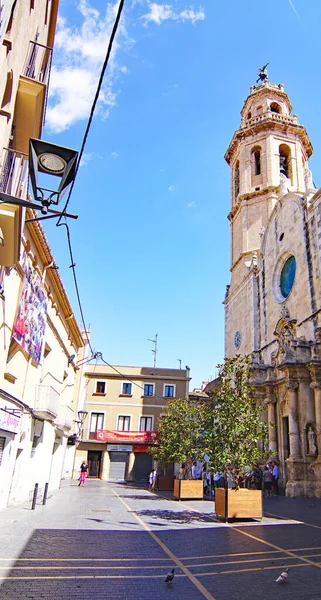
1,482,321,600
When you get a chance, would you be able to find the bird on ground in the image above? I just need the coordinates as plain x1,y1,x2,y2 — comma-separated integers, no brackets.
276,568,289,584
164,569,175,584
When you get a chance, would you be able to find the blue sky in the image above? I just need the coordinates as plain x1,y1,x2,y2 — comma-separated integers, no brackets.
42,0,321,389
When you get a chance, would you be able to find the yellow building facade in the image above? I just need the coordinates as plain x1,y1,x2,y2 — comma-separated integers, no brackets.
75,364,190,482
0,0,85,508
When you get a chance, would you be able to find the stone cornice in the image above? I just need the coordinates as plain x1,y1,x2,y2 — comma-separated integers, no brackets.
225,115,313,165
228,188,279,221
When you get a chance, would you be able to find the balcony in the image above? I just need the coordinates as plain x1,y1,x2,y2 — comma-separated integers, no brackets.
240,110,298,131
55,405,74,432
0,148,27,266
34,385,59,421
14,41,53,154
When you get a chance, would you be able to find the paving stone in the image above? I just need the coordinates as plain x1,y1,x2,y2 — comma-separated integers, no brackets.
0,482,321,599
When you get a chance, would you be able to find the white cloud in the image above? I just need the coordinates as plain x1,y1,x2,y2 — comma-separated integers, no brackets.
79,152,93,167
168,184,176,192
46,1,205,133
141,2,205,26
46,1,133,133
111,151,119,157
187,201,196,208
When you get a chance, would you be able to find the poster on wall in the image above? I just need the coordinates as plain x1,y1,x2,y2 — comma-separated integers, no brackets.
12,253,48,364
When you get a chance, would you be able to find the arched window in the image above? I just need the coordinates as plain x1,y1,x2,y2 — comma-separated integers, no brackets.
247,111,252,120
279,144,292,181
251,146,262,184
234,161,240,201
254,150,261,175
270,102,281,114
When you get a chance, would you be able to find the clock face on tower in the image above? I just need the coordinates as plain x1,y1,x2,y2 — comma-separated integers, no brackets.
234,330,241,349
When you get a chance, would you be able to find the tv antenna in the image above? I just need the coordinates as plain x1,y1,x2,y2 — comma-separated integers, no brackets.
148,333,158,368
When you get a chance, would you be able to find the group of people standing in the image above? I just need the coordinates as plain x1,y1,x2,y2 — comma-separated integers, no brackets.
224,461,279,496
148,460,279,497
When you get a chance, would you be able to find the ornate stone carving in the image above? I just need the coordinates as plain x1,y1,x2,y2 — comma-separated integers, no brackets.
271,313,297,366
279,172,289,195
307,424,317,456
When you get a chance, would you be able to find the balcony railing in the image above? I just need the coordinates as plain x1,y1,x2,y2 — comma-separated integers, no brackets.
240,111,298,130
22,41,53,124
34,385,59,420
0,148,28,198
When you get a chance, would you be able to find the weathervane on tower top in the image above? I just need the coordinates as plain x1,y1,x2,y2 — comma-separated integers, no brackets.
256,62,269,84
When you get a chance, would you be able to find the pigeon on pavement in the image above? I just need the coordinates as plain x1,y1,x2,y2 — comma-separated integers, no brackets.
165,568,175,584
276,568,289,584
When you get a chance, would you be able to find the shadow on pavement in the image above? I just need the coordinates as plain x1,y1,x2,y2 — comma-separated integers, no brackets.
134,509,216,524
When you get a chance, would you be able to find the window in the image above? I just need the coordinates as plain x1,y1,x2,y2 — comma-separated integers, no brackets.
117,415,130,431
164,385,175,398
144,383,154,397
251,146,262,181
254,150,261,175
280,256,296,298
95,381,106,394
121,382,132,395
140,416,152,431
90,413,104,433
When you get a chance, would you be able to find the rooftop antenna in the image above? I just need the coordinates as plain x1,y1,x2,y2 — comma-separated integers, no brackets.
148,333,158,368
177,359,182,369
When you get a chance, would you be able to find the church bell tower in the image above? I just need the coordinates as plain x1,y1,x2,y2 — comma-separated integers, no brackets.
224,71,313,357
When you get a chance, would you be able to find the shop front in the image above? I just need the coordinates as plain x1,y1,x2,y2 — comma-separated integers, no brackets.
96,430,159,482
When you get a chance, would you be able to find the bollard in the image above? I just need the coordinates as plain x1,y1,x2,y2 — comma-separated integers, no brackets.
43,482,49,505
31,483,39,510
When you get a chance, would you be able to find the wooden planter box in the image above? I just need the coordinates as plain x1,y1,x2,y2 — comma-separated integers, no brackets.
215,488,262,521
173,479,203,500
157,475,174,491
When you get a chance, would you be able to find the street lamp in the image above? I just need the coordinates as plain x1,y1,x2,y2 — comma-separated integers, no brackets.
28,138,78,215
78,410,88,424
0,137,78,221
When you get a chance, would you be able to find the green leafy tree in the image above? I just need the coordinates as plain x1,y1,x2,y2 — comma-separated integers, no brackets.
149,397,212,472
206,355,268,471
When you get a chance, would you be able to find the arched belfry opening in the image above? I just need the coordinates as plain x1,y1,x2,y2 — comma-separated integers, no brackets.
270,102,281,114
251,146,262,186
279,144,292,182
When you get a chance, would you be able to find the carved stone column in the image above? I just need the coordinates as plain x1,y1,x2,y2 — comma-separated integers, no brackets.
287,382,301,460
266,397,277,455
310,381,321,456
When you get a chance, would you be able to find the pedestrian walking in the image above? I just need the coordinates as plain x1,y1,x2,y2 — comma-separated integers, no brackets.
148,469,155,491
263,466,273,498
272,461,279,495
79,461,88,486
152,468,159,491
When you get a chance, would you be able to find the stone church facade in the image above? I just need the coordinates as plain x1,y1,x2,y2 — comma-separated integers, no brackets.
224,76,321,497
